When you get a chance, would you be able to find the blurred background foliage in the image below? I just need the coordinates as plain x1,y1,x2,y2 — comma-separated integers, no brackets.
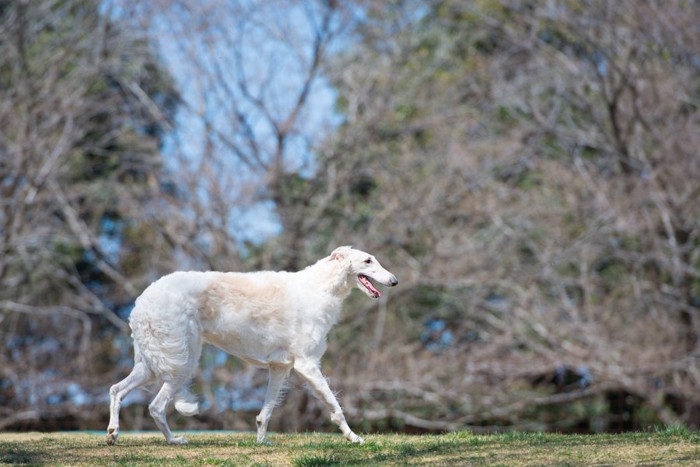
1,0,699,434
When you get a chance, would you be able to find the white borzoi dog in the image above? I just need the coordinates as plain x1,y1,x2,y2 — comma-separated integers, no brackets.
106,246,398,446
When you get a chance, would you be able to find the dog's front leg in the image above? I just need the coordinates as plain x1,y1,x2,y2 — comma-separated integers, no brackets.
293,359,364,444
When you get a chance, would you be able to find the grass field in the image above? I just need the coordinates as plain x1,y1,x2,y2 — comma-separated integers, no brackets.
1,428,699,466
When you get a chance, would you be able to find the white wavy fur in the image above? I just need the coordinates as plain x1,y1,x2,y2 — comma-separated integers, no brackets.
106,246,398,446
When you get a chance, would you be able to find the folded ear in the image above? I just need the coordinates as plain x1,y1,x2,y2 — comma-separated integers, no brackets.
330,246,352,261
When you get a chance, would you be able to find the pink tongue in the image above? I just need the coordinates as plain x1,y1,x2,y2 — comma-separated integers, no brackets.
360,275,381,298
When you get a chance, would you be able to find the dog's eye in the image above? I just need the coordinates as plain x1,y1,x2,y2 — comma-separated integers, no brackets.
364,258,372,264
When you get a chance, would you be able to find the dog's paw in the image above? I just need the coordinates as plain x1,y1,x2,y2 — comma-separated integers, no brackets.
347,433,364,444
168,436,189,445
106,428,119,446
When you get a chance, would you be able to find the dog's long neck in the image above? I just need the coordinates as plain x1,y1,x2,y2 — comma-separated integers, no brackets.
300,255,353,302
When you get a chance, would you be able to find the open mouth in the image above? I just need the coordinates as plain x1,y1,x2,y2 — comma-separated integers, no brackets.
358,274,381,299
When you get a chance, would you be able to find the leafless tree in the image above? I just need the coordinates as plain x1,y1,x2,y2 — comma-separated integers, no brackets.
0,0,179,429
289,0,700,432
115,0,357,270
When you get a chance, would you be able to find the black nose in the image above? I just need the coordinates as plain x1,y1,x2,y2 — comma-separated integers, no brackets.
389,276,398,287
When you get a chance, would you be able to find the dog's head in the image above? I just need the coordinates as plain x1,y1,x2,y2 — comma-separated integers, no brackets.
330,246,398,299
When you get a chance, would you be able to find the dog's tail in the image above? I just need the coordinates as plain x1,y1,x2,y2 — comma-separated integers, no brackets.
174,387,200,416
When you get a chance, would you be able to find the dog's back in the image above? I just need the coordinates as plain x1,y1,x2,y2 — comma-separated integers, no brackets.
129,270,301,377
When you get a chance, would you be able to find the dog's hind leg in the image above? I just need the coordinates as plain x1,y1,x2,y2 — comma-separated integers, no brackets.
293,359,364,444
256,365,291,444
106,361,152,446
149,381,189,444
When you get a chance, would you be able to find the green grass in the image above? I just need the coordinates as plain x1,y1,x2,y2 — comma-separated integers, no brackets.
1,428,699,466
